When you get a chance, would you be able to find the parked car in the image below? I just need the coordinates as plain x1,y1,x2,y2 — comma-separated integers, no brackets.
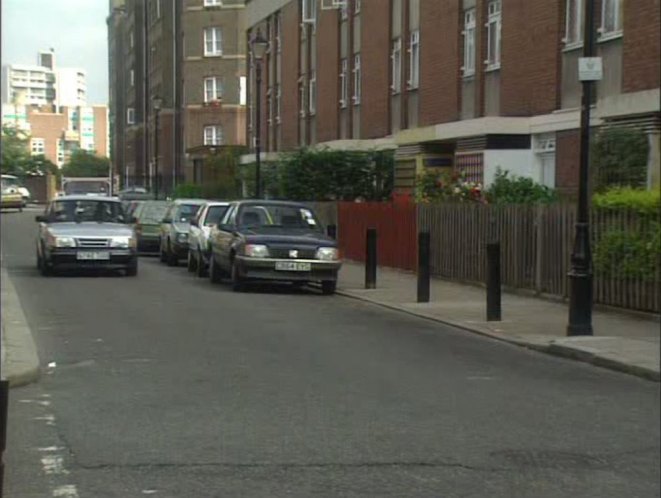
159,198,206,266
207,200,342,294
1,183,24,212
187,201,230,276
35,195,138,276
133,200,169,253
1,175,30,206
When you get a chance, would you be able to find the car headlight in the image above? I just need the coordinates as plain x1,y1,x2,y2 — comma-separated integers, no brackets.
47,234,75,248
176,232,188,243
110,236,136,249
316,247,339,261
244,244,269,258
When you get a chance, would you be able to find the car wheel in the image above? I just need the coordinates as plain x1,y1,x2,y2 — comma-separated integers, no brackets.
321,280,337,295
159,241,167,263
209,254,222,284
196,250,207,278
187,250,196,272
126,260,138,277
40,260,52,277
230,259,244,292
166,241,178,267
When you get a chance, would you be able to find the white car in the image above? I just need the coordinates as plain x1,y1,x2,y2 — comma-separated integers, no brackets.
1,175,30,205
187,201,230,276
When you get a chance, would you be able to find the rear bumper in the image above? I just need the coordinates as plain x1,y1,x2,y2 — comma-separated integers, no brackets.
137,235,160,251
235,256,341,282
171,241,189,259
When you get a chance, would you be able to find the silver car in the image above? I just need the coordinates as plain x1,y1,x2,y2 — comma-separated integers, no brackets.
187,201,230,276
35,195,138,276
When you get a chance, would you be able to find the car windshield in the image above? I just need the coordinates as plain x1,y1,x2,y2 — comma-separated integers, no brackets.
205,205,229,226
238,204,322,232
138,202,169,223
49,200,128,223
64,181,110,196
175,204,202,223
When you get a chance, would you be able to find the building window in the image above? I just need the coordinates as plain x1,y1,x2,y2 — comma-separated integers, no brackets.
302,0,316,23
204,77,222,102
274,13,282,53
485,0,501,70
130,69,135,87
352,54,361,105
462,9,476,77
204,27,222,56
127,107,135,125
341,3,348,20
130,32,134,48
299,79,306,117
408,30,420,88
600,0,623,38
355,0,361,14
240,76,247,106
275,83,281,123
390,38,402,94
204,0,222,5
340,58,348,108
564,0,583,47
309,71,317,115
204,125,223,145
31,138,45,155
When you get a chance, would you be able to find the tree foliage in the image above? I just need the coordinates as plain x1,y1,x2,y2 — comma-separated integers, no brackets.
592,127,649,191
485,169,558,204
61,150,111,177
1,125,59,177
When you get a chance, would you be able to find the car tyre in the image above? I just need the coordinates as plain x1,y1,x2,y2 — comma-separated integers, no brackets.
321,280,337,295
230,259,244,292
196,250,207,278
126,260,138,277
187,250,196,273
209,255,223,284
166,241,178,267
159,241,167,263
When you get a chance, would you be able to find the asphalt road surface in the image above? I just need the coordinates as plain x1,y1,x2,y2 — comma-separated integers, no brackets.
2,209,659,498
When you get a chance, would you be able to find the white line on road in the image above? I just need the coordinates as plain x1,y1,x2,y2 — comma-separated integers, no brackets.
53,485,79,497
41,455,69,475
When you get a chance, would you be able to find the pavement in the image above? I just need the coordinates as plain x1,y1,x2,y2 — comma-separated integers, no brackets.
337,261,660,381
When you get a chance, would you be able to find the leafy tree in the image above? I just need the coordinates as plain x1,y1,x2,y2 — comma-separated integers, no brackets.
1,124,32,175
592,127,649,191
61,150,111,177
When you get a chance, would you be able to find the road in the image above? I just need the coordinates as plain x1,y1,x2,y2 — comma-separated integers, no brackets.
1,209,659,498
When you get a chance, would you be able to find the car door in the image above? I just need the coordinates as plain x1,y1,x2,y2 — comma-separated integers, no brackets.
213,204,238,270
190,205,206,252
37,202,53,257
161,204,174,248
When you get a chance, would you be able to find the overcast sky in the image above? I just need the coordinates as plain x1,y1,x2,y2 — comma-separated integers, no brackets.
1,0,109,104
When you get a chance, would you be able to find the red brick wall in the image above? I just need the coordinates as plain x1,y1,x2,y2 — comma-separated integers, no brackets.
281,1,300,149
27,111,68,166
500,0,562,116
555,129,580,192
316,8,340,143
622,0,660,93
419,0,461,126
93,106,109,157
360,0,391,138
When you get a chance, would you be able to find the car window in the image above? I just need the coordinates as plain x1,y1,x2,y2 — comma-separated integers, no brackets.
237,204,322,232
174,204,202,223
139,202,169,223
205,205,229,226
48,200,128,223
220,205,236,226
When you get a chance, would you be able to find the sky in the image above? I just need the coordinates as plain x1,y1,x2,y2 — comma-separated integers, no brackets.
1,0,109,104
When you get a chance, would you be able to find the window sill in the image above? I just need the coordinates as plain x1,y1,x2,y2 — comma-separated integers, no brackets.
598,31,623,43
461,73,475,81
485,64,500,73
562,42,583,53
204,53,223,58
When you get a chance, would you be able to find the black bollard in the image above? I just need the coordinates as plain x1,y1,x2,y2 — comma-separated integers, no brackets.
417,231,431,303
0,380,8,497
327,224,337,240
365,228,377,289
486,242,502,321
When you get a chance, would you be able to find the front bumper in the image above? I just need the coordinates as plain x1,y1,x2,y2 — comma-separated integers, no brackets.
235,256,341,282
46,248,137,270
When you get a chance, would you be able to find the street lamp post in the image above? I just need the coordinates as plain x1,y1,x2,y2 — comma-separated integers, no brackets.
152,96,163,200
567,0,597,336
250,29,268,199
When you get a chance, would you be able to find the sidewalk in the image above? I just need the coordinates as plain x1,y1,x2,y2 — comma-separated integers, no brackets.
337,261,660,381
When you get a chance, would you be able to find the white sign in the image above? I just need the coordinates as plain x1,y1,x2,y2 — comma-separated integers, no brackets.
578,57,603,81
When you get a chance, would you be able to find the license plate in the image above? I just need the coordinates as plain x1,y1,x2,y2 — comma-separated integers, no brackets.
77,251,110,261
275,261,311,271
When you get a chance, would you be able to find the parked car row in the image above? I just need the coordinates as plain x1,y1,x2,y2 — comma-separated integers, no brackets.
130,198,342,294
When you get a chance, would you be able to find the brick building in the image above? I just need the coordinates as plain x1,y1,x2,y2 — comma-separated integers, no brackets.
107,0,247,195
243,0,660,193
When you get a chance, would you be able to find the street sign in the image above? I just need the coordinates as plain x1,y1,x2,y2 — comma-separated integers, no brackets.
578,57,603,81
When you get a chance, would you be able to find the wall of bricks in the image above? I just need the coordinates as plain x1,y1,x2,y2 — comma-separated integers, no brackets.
280,1,300,149
316,8,340,143
27,112,67,166
622,0,660,93
418,0,461,126
555,129,580,193
500,0,562,116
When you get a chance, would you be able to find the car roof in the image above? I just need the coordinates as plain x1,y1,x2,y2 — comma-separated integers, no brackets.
52,195,121,203
173,198,206,204
233,200,312,209
203,201,230,206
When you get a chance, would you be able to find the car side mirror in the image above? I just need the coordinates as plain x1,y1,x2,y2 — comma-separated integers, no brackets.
162,217,172,224
35,215,47,223
190,218,199,227
218,223,232,232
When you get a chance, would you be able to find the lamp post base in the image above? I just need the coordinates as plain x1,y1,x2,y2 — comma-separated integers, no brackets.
567,270,593,336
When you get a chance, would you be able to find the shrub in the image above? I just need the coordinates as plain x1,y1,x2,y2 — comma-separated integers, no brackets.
592,187,660,216
593,222,660,281
592,127,649,191
485,169,558,205
414,170,484,203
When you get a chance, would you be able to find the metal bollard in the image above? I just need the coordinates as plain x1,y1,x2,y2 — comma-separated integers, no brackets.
486,242,502,321
0,380,8,497
327,224,337,240
365,228,377,289
417,231,431,303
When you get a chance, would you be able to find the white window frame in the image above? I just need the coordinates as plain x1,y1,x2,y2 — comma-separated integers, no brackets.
299,79,307,117
203,125,223,145
340,58,348,108
204,27,223,57
31,138,45,155
462,10,476,77
309,71,317,115
355,0,361,14
275,13,282,53
485,0,501,70
204,76,222,102
302,0,317,24
352,53,361,105
204,0,222,6
130,69,135,87
390,38,402,94
599,0,623,40
408,30,420,88
126,107,135,125
564,0,583,48
275,83,281,123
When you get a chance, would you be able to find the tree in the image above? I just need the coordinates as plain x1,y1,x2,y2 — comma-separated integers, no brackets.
592,127,649,191
61,150,111,177
1,124,32,175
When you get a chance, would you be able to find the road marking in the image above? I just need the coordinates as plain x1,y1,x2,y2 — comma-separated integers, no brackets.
41,455,69,475
142,490,158,495
19,399,51,406
38,446,65,452
53,485,79,497
33,414,56,425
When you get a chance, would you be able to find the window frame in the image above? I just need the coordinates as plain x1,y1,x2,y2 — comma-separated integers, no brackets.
340,58,349,108
391,38,402,94
204,0,222,6
352,54,361,105
203,125,223,146
126,108,135,125
462,9,476,77
299,79,307,118
408,30,420,88
275,83,281,124
309,71,317,115
203,27,223,57
599,0,623,40
302,0,317,24
485,0,502,71
31,138,45,155
203,76,222,103
564,0,583,48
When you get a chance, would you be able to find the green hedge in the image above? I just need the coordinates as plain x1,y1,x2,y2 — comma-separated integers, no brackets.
592,187,660,216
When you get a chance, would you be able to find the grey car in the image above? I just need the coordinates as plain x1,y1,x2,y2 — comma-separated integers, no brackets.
35,195,138,276
159,199,206,266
